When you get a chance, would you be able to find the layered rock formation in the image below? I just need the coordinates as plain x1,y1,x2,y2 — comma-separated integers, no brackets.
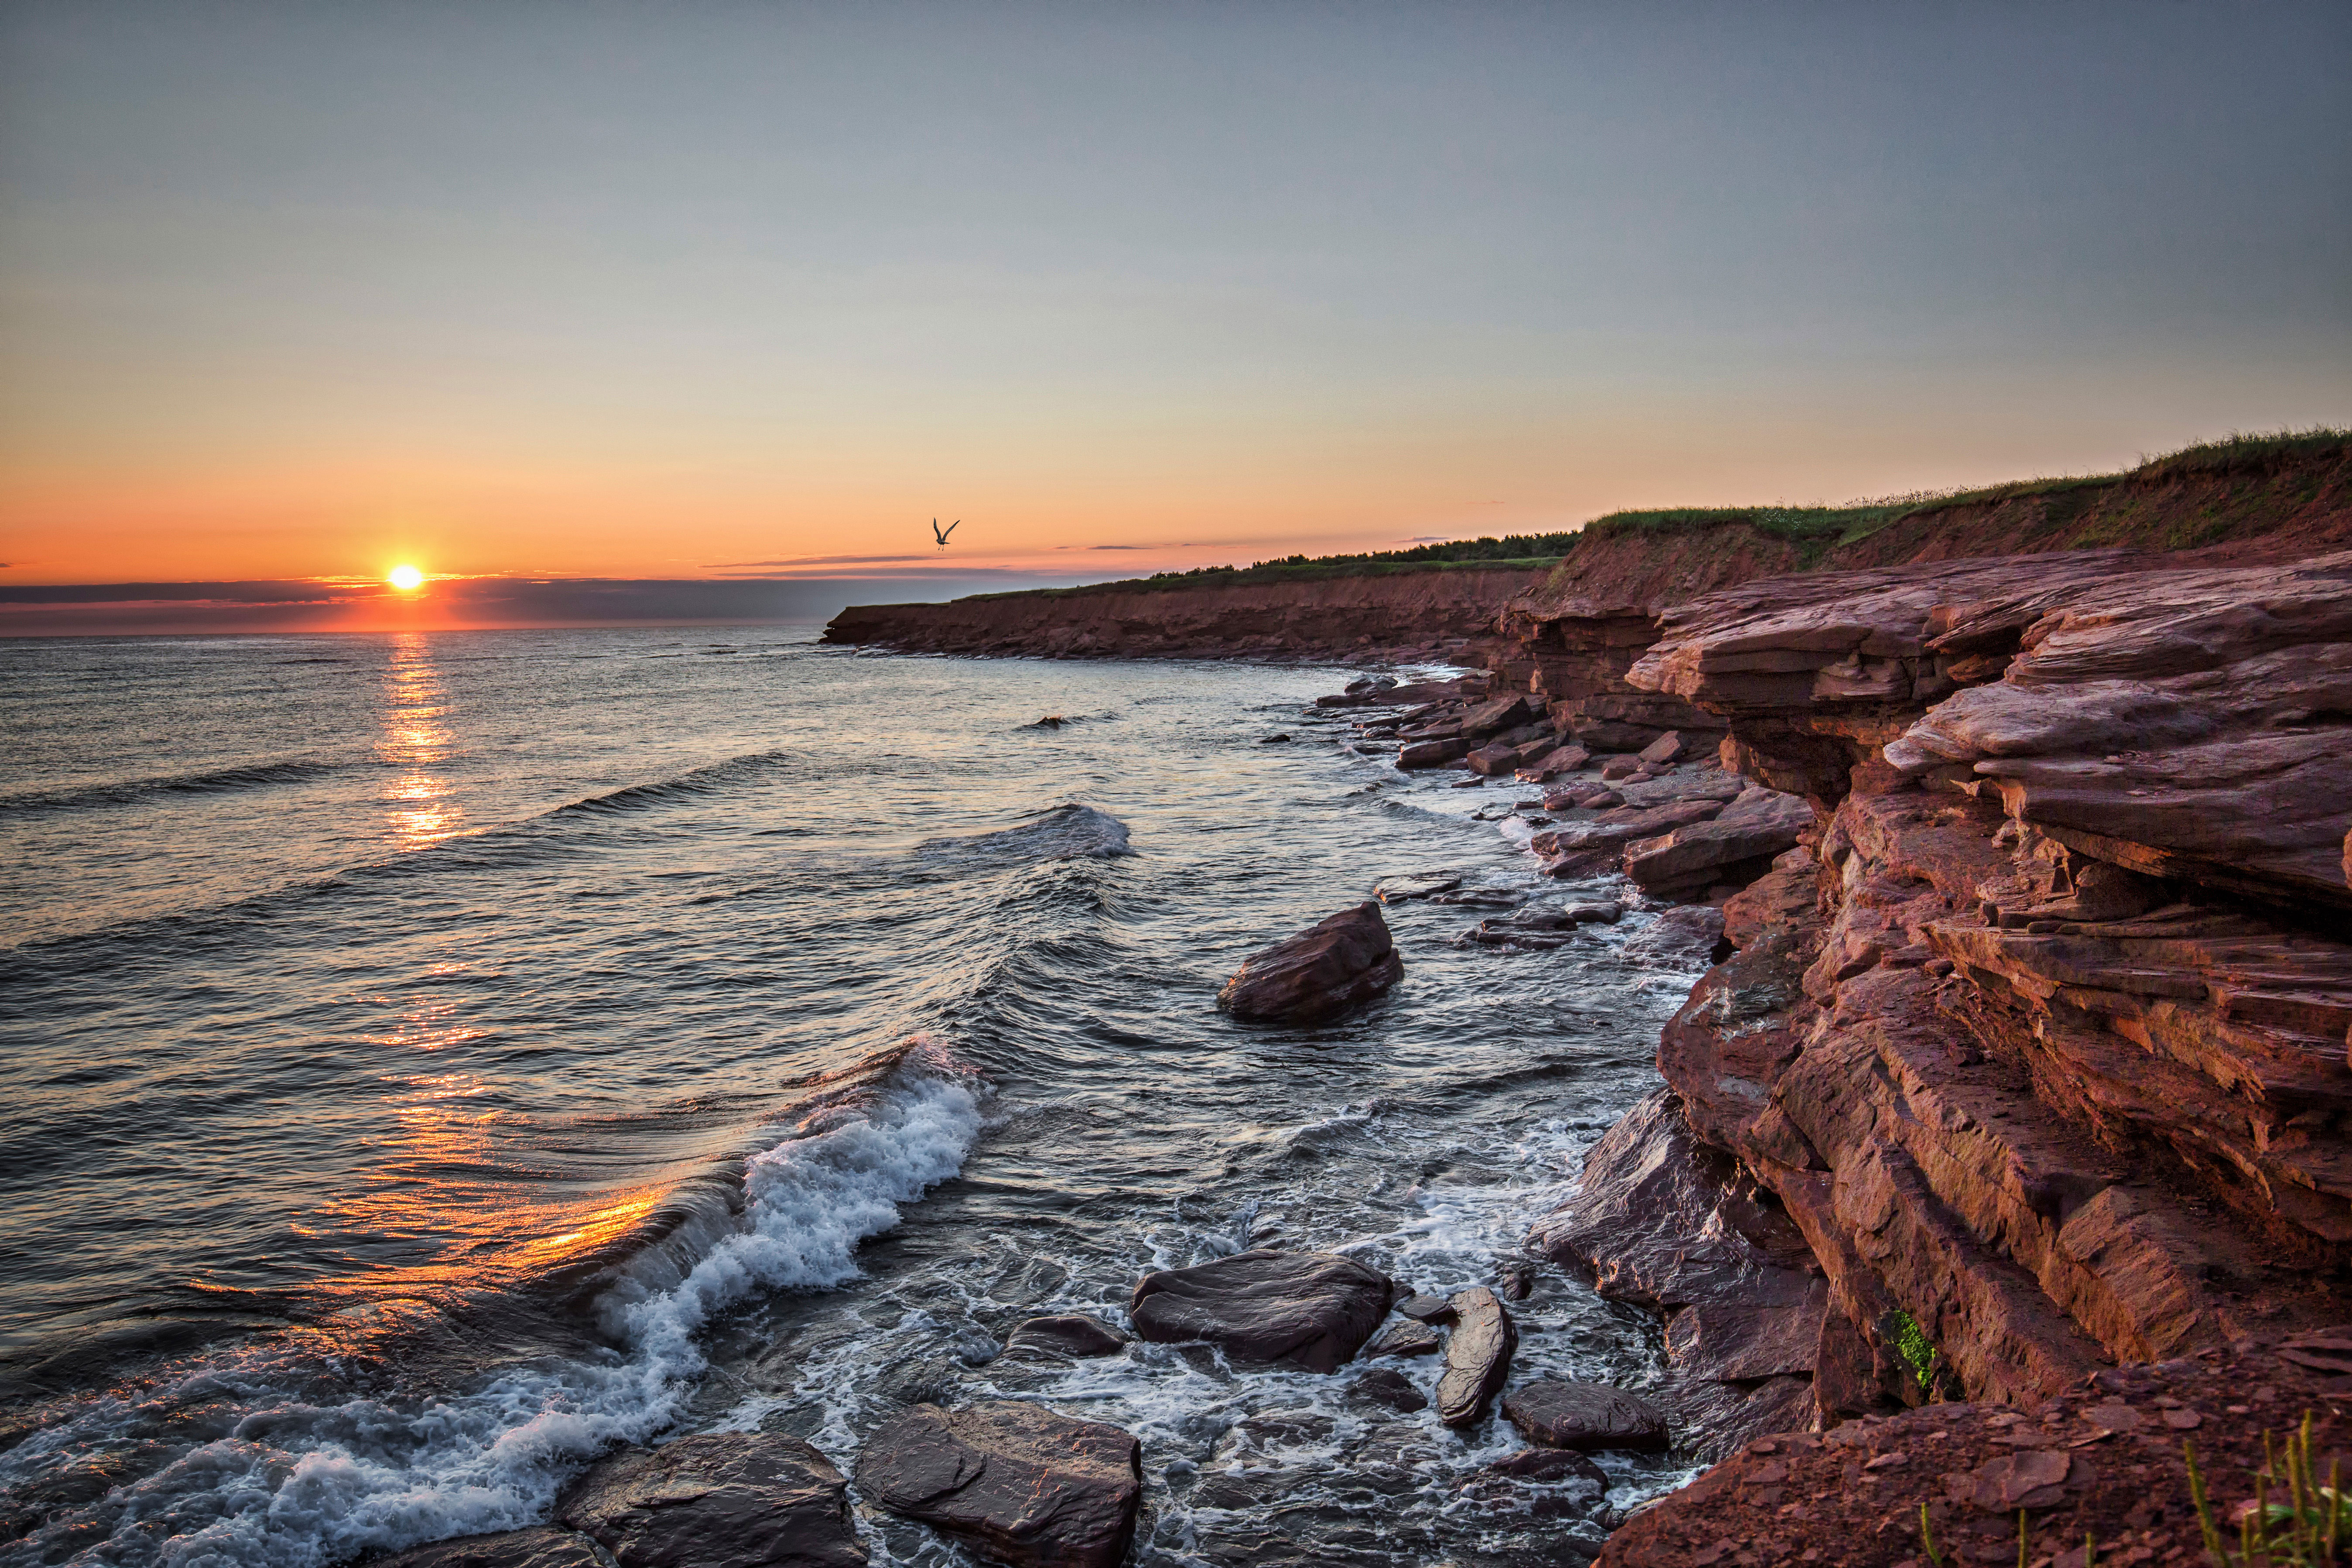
1535,545,2352,1543
822,565,1548,663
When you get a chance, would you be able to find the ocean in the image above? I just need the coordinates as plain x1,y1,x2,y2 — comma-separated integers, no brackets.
0,627,1713,1567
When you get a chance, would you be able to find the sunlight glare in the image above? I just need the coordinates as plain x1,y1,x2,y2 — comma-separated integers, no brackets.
388,564,425,591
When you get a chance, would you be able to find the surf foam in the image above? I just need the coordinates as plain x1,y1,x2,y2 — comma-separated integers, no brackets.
0,1053,985,1568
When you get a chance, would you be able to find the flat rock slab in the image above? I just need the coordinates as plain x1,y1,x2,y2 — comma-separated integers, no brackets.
557,1432,866,1568
1373,873,1461,903
1502,1379,1670,1453
1394,1293,1457,1322
1217,901,1404,1024
856,1401,1141,1568
373,1529,606,1568
1130,1249,1394,1372
1434,1287,1516,1426
1003,1314,1129,1358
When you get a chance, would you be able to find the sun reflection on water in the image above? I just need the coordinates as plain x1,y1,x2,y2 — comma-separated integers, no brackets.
378,632,463,849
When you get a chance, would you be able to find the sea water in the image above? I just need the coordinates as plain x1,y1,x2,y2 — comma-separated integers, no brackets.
0,628,1712,1567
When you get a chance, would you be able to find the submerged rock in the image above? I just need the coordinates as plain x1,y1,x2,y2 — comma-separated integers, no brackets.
373,1530,606,1568
1501,1380,1670,1453
1129,1249,1394,1372
1003,1314,1129,1359
1433,1287,1516,1426
1216,902,1404,1024
557,1432,866,1568
1351,1365,1431,1413
856,1401,1141,1568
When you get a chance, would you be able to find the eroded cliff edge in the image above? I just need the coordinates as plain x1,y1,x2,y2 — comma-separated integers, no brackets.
1523,546,2352,1561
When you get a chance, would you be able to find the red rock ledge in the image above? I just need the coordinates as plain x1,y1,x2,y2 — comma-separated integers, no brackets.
1534,547,2352,1559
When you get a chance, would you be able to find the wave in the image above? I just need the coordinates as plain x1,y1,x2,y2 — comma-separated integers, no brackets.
918,802,1133,861
0,1041,986,1568
550,750,797,818
0,760,341,816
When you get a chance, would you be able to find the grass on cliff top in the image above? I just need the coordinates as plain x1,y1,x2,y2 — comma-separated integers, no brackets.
1576,425,2352,552
957,428,2349,602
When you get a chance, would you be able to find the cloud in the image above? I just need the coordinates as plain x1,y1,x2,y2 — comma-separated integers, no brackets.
1088,545,1144,551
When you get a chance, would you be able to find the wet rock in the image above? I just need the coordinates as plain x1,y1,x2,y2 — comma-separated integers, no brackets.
1352,1366,1430,1413
1429,886,1523,907
1003,1314,1129,1359
856,1401,1141,1568
1216,902,1404,1024
1483,1448,1612,1487
1397,736,1470,769
1395,1293,1457,1322
1363,1320,1442,1357
557,1432,866,1568
1129,1249,1395,1372
1260,733,1292,744
1434,1287,1516,1426
1501,1380,1670,1452
1372,872,1461,903
373,1530,606,1568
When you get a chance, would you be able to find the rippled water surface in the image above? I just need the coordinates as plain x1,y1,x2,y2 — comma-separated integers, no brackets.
0,628,1710,1567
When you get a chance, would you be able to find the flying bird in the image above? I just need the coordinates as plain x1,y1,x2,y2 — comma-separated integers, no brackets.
931,518,960,549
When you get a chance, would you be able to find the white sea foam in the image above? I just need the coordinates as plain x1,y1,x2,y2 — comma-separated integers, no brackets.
0,1061,985,1568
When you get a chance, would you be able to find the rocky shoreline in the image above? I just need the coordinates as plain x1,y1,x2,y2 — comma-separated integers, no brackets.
383,493,2352,1565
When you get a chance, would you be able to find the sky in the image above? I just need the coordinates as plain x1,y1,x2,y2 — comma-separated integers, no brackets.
2,0,2348,631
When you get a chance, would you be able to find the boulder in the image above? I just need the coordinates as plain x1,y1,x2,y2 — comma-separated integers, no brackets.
856,1402,1141,1568
1216,902,1404,1024
372,1530,606,1568
557,1433,866,1568
1128,1249,1394,1372
1599,754,1643,781
1637,731,1688,767
1465,742,1524,776
1003,1314,1129,1359
1516,744,1592,782
1433,1287,1516,1426
1396,736,1470,770
1395,1293,1456,1322
1503,1380,1670,1452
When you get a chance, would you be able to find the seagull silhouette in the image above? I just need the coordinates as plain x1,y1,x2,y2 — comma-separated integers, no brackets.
931,518,960,549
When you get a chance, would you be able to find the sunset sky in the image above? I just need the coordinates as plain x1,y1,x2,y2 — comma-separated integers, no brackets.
2,1,2348,630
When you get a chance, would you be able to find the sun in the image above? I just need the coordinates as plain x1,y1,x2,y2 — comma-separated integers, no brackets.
387,564,425,591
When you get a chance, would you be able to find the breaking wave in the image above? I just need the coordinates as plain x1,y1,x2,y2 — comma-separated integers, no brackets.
0,1046,986,1568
